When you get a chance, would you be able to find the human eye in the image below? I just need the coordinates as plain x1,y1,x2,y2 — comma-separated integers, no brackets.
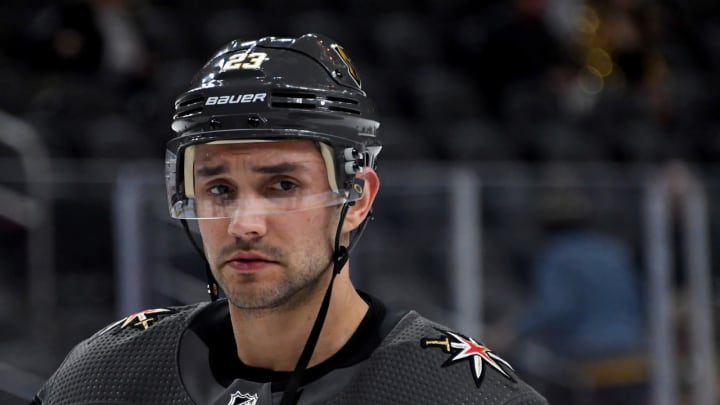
268,179,299,194
205,183,234,199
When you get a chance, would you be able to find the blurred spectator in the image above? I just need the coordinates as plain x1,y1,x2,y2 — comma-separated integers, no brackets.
16,0,148,79
18,0,104,74
91,0,148,79
9,0,159,159
514,171,648,404
566,0,672,121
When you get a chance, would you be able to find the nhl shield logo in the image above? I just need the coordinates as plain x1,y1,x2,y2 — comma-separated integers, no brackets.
227,391,258,405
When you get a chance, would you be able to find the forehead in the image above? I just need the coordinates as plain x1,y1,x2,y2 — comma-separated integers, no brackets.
194,140,323,163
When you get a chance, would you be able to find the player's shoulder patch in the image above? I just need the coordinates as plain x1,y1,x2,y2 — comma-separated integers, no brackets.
98,307,177,336
421,328,516,388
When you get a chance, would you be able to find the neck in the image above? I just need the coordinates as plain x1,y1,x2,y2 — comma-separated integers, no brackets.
228,266,368,371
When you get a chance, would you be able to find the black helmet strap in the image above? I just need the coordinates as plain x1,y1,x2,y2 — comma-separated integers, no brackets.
279,200,366,404
180,219,220,301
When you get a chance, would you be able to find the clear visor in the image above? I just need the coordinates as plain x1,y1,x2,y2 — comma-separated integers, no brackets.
166,140,365,219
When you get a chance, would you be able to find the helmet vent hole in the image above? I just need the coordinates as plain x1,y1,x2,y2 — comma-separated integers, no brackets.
174,107,204,118
327,106,361,115
271,90,318,110
272,91,317,99
324,96,361,114
174,94,206,119
176,95,205,108
271,101,317,110
326,96,359,105
269,90,362,114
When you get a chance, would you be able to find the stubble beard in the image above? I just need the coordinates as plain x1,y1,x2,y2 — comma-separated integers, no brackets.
212,238,334,315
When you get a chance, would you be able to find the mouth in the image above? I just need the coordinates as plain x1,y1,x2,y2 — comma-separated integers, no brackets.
225,251,277,271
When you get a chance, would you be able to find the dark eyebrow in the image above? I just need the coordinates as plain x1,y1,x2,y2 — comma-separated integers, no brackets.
251,162,305,174
195,161,307,177
195,164,227,177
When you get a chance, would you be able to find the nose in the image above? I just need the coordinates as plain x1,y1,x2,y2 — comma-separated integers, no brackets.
227,211,268,239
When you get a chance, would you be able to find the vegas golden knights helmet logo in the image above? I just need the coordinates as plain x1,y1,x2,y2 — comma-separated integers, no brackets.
331,43,361,88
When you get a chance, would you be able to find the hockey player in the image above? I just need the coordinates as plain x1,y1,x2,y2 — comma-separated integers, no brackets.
33,33,547,405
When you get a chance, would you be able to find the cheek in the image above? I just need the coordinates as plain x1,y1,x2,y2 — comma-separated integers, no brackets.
318,210,342,247
198,220,229,249
284,210,336,244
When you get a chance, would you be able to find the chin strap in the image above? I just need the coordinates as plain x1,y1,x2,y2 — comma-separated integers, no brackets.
180,219,219,301
279,202,373,405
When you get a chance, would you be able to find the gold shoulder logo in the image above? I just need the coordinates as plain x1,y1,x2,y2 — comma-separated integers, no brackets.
120,308,173,330
98,308,175,336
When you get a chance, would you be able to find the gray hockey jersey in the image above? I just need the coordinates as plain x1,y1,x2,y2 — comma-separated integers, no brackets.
35,299,547,404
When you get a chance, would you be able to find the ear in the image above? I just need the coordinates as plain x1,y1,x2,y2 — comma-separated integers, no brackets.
342,168,380,234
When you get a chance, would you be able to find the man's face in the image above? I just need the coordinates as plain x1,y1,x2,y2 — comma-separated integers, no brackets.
194,140,339,311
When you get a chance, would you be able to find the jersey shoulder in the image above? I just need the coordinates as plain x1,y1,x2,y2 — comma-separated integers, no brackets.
334,311,547,405
35,302,208,405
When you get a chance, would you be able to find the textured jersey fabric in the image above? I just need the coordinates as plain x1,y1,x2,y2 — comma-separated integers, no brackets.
35,305,197,405
329,312,545,405
35,298,547,404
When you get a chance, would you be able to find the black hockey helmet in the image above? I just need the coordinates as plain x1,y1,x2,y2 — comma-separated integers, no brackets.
166,33,381,219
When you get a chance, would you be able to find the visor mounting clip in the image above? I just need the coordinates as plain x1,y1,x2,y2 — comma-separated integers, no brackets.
247,114,266,128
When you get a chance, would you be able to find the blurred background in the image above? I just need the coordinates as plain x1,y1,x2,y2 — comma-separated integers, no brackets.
0,0,719,404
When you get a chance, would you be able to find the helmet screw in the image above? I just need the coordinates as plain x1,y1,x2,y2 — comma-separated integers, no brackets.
209,118,221,129
247,115,265,127
333,69,343,78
